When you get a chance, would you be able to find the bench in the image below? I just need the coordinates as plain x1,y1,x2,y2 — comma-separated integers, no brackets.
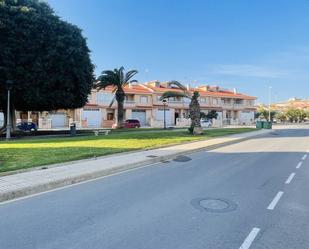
93,129,111,136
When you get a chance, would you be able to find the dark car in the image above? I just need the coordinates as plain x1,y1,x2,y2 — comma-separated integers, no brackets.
124,119,141,128
16,122,37,132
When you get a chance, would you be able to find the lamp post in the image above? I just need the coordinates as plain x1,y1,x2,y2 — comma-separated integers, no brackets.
268,86,272,122
6,80,13,140
162,99,167,130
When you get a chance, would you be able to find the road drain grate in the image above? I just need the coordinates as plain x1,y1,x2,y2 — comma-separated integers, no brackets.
191,197,237,213
160,160,170,163
173,155,192,162
146,155,158,158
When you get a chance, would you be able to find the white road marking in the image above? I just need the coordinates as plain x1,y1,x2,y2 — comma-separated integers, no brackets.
296,161,303,169
267,191,284,210
302,154,307,160
239,227,260,249
285,173,296,184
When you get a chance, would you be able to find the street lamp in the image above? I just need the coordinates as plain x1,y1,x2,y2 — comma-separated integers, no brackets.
6,80,13,140
162,99,167,130
268,86,272,122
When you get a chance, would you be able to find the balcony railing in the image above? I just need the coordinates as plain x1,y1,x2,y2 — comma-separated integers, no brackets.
124,100,136,104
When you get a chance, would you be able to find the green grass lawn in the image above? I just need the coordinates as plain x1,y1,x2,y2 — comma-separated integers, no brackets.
0,128,255,173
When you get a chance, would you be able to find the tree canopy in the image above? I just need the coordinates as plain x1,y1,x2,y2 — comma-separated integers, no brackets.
0,0,94,112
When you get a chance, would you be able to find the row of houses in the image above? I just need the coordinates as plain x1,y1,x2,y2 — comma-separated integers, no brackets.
0,81,256,129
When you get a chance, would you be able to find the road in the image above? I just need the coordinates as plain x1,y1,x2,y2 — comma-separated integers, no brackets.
0,128,309,249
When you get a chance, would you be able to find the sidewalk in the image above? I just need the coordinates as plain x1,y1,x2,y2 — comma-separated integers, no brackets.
0,129,271,203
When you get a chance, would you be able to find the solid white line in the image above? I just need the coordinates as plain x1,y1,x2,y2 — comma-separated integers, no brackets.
296,161,303,169
302,154,307,160
285,172,296,184
267,191,284,210
239,227,260,249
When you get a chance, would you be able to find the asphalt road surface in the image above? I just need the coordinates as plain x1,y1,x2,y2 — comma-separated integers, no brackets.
1,128,309,249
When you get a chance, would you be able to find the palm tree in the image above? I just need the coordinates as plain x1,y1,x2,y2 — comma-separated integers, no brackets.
160,81,202,134
95,67,138,128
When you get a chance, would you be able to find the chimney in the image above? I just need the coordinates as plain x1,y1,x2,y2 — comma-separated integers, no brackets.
128,82,132,89
233,88,237,94
186,84,190,91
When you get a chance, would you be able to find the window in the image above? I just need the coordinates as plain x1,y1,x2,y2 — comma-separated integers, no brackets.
140,96,148,103
235,99,244,105
97,93,114,104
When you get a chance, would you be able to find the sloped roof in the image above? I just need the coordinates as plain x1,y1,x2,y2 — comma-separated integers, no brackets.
144,84,256,100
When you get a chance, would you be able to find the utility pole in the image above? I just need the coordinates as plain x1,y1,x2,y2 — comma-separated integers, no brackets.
6,80,13,140
162,99,167,129
268,86,272,122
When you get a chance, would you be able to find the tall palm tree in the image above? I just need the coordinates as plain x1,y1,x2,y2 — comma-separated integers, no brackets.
160,81,202,134
95,67,138,128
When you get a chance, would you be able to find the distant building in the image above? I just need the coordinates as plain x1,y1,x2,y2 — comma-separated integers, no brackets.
10,81,256,129
270,98,309,112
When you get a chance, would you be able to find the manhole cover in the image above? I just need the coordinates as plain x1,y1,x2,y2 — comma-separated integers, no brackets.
173,155,192,162
191,198,237,213
146,155,158,158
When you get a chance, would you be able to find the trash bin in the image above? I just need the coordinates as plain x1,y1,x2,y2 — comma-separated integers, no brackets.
70,123,76,136
256,121,263,129
263,121,272,129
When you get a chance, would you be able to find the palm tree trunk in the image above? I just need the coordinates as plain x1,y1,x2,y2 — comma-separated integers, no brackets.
189,91,202,135
116,89,125,128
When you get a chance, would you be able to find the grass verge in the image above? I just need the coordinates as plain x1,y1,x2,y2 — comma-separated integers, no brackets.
0,128,255,173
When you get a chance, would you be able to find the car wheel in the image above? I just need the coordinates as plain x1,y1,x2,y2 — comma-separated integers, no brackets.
135,125,139,128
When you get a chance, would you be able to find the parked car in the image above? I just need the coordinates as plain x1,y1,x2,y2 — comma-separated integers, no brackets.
16,122,37,132
124,119,141,128
201,118,212,128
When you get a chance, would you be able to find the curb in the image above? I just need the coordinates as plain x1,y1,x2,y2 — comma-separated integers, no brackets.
0,129,272,203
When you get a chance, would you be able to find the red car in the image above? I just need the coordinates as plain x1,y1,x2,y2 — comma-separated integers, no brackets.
124,119,141,128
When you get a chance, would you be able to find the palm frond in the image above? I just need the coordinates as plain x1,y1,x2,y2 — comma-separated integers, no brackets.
167,81,187,91
94,79,115,90
160,91,189,101
124,70,138,83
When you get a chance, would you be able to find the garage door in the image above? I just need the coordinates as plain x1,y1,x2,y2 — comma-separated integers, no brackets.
51,113,66,128
156,109,172,126
132,110,146,126
83,108,102,128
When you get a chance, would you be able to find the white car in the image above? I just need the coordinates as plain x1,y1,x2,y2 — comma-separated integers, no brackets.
201,119,212,128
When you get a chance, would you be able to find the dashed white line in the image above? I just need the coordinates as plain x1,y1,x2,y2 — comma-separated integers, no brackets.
285,172,296,184
296,161,303,169
302,154,307,161
267,191,284,210
239,227,260,249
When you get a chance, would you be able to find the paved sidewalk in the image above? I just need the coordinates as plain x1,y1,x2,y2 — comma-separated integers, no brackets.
0,129,271,203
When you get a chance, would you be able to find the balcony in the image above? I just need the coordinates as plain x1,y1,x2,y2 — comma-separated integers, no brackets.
124,100,136,107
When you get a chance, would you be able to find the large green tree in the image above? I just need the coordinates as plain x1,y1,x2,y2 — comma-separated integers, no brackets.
159,81,202,134
0,0,94,131
94,67,138,128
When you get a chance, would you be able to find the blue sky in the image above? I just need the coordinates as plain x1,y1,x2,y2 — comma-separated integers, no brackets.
48,0,309,103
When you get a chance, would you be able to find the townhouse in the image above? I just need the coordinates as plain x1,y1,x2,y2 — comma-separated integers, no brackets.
8,81,256,129
75,81,256,128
